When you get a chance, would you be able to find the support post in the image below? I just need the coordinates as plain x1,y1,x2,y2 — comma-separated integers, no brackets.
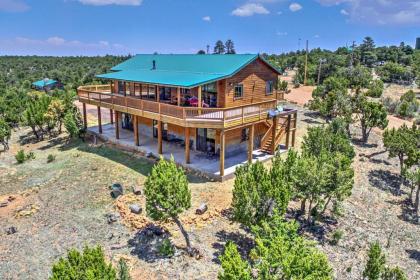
115,111,120,139
271,116,278,154
185,127,190,164
82,103,87,129
285,114,291,149
133,115,139,146
110,109,114,124
291,112,297,147
177,87,181,106
97,106,102,134
157,120,163,154
197,86,202,113
220,130,225,177
156,85,159,102
248,124,254,163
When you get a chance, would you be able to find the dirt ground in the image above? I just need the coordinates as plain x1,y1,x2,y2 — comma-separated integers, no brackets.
0,104,419,279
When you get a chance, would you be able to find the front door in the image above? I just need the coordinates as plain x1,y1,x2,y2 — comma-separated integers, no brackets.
121,113,133,131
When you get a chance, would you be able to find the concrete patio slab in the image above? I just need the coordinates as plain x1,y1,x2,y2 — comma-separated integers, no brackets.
88,123,284,181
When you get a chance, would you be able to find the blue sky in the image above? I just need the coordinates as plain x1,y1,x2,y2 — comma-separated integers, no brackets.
1,0,419,56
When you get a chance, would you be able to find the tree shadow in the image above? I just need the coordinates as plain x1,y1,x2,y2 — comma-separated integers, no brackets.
301,111,324,125
397,198,419,225
352,139,378,148
406,249,420,265
368,169,404,196
127,224,174,263
38,136,68,151
287,209,338,244
212,229,254,265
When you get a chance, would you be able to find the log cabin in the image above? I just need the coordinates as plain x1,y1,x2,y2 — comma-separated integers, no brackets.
77,54,297,180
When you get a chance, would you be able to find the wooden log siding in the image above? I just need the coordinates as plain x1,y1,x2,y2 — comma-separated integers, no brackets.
224,59,278,107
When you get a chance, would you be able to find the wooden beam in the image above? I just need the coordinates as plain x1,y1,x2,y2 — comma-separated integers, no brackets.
110,109,114,124
220,130,225,177
97,106,102,134
115,111,120,139
270,116,278,154
177,87,181,106
156,85,160,102
285,114,291,149
248,124,254,163
157,120,163,154
197,86,202,108
133,115,139,146
82,102,87,129
185,127,190,164
291,112,297,147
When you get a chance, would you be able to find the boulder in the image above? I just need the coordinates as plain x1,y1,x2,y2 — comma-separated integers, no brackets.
130,204,142,214
106,213,120,224
6,227,17,235
110,183,123,198
132,186,142,195
195,203,208,215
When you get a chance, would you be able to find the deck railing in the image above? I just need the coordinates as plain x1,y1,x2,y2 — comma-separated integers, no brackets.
78,85,279,127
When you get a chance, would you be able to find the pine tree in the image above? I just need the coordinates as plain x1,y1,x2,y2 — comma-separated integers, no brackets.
144,157,193,255
218,242,251,280
363,241,386,280
225,39,236,54
214,40,226,54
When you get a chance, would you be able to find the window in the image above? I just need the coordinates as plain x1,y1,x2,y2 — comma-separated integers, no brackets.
234,84,243,99
266,80,274,95
159,87,171,101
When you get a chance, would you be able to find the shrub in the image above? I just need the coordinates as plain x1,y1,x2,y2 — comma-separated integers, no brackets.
50,246,117,280
47,154,56,163
363,241,386,280
367,80,384,98
158,238,175,257
118,259,131,280
381,97,398,114
218,242,251,280
64,112,82,138
15,149,26,164
331,230,344,245
26,151,35,160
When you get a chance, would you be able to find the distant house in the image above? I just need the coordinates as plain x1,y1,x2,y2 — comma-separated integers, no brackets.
32,78,63,91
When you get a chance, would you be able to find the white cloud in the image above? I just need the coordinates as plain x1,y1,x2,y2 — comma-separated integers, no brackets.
0,36,130,56
289,3,302,12
340,9,349,16
317,0,420,25
314,34,320,38
232,3,270,17
202,16,211,21
0,0,29,12
78,0,142,6
277,31,288,36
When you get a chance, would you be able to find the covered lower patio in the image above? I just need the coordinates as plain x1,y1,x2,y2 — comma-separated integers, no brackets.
87,123,280,181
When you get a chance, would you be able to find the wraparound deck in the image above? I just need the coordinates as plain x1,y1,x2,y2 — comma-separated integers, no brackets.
78,85,278,129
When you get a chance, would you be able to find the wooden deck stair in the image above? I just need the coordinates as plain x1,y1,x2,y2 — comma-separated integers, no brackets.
260,119,288,154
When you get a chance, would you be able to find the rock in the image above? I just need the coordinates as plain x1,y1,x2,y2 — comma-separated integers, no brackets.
6,226,17,235
7,196,16,202
0,201,8,207
196,203,208,215
132,186,142,195
106,213,120,224
110,183,123,198
130,204,142,214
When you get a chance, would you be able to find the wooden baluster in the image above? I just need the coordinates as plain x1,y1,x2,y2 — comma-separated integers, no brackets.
110,109,114,124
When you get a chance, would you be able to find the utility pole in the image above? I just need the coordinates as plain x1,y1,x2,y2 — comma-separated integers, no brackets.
304,40,309,86
350,40,355,68
317,58,326,85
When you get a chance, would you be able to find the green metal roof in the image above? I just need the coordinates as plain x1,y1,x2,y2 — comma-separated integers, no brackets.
32,79,58,88
96,54,280,88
